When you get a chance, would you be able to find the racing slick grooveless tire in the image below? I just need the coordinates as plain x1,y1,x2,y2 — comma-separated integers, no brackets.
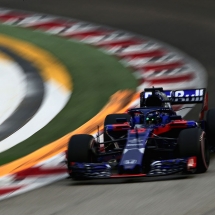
206,108,215,147
67,134,96,163
103,113,131,141
178,128,210,173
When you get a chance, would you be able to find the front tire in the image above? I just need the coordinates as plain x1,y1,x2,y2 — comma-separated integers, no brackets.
178,128,210,173
67,134,96,164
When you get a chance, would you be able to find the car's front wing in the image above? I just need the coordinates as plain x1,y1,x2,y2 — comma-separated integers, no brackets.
68,157,196,179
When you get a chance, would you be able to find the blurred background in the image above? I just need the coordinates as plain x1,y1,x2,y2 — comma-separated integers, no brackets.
0,0,215,214
1,0,214,111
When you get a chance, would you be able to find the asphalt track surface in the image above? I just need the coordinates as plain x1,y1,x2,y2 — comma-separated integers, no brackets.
0,0,215,214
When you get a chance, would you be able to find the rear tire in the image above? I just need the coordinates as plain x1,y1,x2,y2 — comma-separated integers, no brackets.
103,113,131,141
178,128,210,173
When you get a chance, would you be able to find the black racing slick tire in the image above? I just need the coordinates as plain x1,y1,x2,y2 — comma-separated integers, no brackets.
178,128,210,173
67,134,96,163
206,108,215,147
103,113,131,142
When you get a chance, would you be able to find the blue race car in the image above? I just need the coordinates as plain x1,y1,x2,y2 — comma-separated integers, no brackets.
66,87,215,179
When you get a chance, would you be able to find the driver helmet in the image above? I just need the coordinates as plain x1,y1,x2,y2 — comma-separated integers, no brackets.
145,91,171,108
146,112,162,125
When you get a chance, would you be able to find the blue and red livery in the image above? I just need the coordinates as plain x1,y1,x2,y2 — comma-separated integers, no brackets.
66,87,215,179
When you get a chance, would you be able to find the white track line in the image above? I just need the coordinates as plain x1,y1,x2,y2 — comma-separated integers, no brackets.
0,80,71,152
0,57,25,125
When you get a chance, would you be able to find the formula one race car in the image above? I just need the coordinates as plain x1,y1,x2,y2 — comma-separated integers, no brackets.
66,87,215,179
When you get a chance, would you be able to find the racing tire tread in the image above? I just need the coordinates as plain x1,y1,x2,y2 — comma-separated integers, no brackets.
67,134,95,163
178,128,210,173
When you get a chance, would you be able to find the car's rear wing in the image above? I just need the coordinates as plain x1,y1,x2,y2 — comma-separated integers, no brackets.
142,88,206,104
140,87,208,120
